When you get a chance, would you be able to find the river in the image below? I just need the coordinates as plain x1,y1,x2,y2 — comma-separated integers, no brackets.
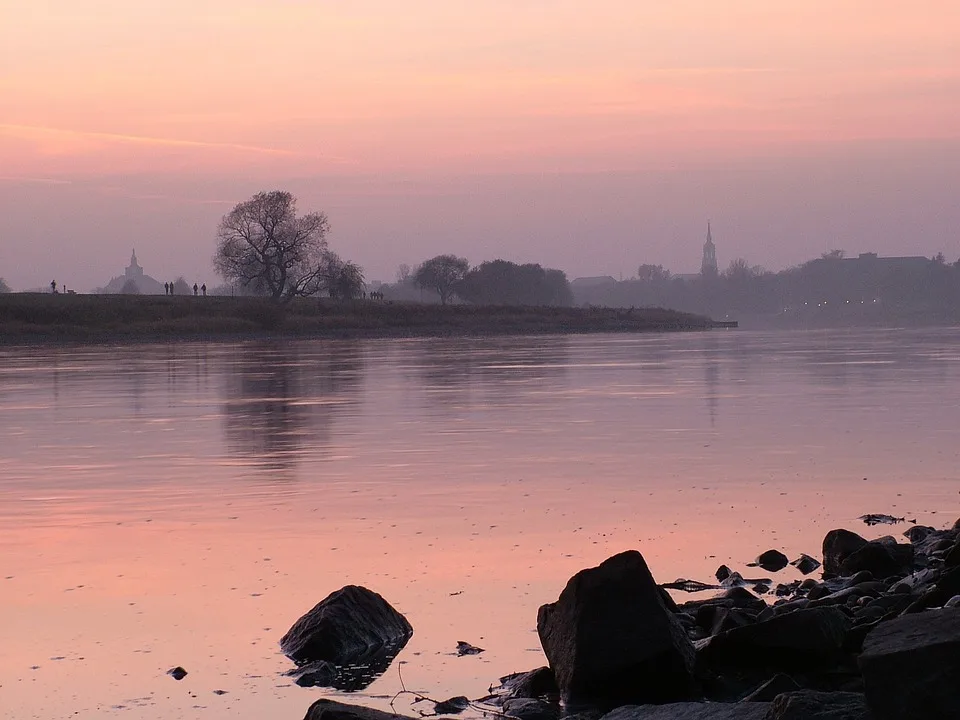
1,328,958,719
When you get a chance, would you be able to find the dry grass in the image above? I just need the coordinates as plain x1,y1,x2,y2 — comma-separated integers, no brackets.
0,293,720,343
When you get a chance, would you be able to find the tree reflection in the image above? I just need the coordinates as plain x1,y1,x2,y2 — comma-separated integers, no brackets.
221,341,364,475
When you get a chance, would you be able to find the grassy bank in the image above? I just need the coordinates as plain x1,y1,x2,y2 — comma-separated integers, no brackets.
0,293,727,343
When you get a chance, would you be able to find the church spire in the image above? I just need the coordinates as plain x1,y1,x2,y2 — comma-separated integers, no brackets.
701,222,718,277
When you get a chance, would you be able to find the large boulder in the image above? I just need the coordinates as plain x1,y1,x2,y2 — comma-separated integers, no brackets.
281,585,413,665
698,607,851,672
303,699,413,720
537,550,696,709
765,691,873,719
859,608,960,720
601,703,769,720
822,530,868,577
839,542,913,579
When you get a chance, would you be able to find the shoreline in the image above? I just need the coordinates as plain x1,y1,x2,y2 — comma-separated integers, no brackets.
0,294,730,345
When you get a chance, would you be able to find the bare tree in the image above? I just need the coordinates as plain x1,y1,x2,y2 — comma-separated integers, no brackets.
414,255,469,304
214,191,330,302
319,250,365,301
396,263,412,285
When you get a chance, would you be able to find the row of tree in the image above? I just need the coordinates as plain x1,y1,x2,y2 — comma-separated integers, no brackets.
579,251,960,322
213,191,573,307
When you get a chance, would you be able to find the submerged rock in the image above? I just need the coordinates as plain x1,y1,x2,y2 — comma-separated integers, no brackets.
600,702,768,720
537,550,696,709
280,585,413,666
456,641,484,656
790,554,821,575
167,666,188,681
303,699,413,720
754,550,789,573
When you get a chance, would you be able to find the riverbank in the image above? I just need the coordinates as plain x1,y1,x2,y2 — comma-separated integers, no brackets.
0,294,729,343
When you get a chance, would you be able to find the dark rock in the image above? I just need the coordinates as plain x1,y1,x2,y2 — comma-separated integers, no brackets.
904,566,960,613
902,525,935,543
859,514,904,527
290,660,337,687
501,698,559,720
945,596,960,608
600,702,769,720
839,542,913,579
433,696,470,715
537,550,696,709
456,641,484,656
496,667,559,699
167,666,187,681
303,699,413,720
766,690,872,719
716,565,733,582
945,542,960,568
823,530,868,577
790,554,821,575
738,674,800,702
722,587,767,612
859,608,960,720
698,607,852,672
281,585,413,665
755,550,789,573
662,579,720,593
660,587,680,612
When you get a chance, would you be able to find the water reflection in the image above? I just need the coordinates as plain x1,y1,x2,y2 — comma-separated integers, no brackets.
286,640,409,692
410,336,570,411
221,341,364,475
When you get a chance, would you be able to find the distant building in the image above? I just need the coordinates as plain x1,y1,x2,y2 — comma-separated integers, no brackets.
570,275,617,290
701,222,718,277
101,250,165,294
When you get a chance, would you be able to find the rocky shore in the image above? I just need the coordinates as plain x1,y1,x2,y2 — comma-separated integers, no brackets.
278,517,960,720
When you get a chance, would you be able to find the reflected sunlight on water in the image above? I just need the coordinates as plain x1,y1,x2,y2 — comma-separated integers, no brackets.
1,329,959,719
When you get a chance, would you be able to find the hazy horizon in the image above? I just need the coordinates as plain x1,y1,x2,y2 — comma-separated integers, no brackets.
3,1,959,291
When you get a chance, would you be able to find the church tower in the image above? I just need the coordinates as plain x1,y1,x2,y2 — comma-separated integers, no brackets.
701,222,718,277
125,249,144,279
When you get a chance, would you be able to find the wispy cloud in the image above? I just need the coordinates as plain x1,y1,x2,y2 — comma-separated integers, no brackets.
0,123,296,156
0,175,73,185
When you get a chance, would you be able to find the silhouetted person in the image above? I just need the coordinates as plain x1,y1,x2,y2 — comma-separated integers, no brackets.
193,283,198,296
201,283,207,296
50,280,57,294
169,281,175,295
164,282,170,295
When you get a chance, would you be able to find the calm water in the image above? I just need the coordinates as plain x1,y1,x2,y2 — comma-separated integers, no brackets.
2,329,959,719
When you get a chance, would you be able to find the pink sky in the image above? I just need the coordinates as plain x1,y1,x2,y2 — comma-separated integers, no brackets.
2,1,959,290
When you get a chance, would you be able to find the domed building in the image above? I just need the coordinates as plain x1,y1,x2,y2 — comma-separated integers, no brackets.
101,250,165,294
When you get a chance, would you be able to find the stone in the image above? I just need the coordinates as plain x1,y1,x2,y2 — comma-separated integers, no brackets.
537,550,696,709
765,691,872,719
716,565,733,582
945,542,960,568
433,697,470,715
698,607,851,672
303,699,413,720
167,666,187,680
822,530,868,577
496,667,559,699
600,702,769,720
456,641,484,656
755,550,789,573
738,673,800,702
839,542,913,579
859,608,960,720
790,554,821,575
945,595,960,608
501,698,560,720
280,585,413,665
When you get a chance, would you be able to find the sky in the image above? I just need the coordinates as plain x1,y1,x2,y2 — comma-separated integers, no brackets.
2,1,959,290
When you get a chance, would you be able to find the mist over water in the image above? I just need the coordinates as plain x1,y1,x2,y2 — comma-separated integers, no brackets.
2,328,959,719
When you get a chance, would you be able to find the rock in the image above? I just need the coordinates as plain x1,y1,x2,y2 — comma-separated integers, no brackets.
945,542,960,568
945,596,960,608
755,550,789,573
280,585,413,665
456,641,484,656
537,550,696,709
790,554,821,575
716,565,733,582
501,698,560,720
698,607,851,672
859,608,960,720
839,542,913,579
433,696,470,715
766,691,872,719
289,660,337,687
823,530,868,577
303,699,413,720
858,514,904,527
738,674,800,702
496,667,559,699
600,702,769,720
167,666,187,680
